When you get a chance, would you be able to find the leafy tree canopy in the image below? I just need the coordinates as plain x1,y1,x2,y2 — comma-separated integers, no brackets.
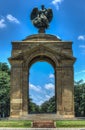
74,80,85,117
0,62,10,117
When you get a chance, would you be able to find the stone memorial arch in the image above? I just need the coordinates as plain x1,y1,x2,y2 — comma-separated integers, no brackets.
9,5,76,120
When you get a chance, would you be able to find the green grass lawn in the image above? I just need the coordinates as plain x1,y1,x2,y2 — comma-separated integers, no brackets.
56,120,85,128
0,120,85,128
0,120,32,128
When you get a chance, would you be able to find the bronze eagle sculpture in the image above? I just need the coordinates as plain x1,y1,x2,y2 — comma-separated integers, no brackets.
30,5,53,33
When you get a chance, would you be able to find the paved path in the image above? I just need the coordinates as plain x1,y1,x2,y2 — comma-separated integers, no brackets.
0,128,85,130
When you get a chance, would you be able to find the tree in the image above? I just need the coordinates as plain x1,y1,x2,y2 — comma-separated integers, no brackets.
0,62,10,74
47,96,56,113
40,100,49,113
40,96,56,113
74,80,85,117
28,96,56,113
28,98,40,113
0,63,10,117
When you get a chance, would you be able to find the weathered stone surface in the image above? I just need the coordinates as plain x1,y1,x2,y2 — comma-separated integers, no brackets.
9,33,76,119
32,120,55,128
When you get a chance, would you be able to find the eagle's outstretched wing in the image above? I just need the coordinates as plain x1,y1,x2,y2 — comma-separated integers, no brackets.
30,8,38,20
46,9,53,23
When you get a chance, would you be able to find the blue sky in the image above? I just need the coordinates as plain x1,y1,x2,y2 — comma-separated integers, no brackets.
29,62,55,105
0,0,85,105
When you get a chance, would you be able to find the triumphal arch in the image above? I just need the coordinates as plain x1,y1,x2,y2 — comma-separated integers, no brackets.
9,5,76,119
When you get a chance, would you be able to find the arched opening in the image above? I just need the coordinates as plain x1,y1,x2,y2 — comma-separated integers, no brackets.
28,61,56,114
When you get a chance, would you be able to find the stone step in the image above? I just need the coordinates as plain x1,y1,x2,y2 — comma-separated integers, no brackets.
32,120,55,128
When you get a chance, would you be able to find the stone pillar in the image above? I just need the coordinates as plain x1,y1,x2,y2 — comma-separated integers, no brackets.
9,60,23,118
62,66,74,118
22,65,28,116
55,67,62,116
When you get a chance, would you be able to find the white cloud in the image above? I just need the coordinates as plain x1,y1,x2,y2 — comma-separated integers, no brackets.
49,74,54,79
29,83,41,92
37,100,44,106
45,95,51,100
75,70,85,75
79,45,85,48
52,0,64,10
0,19,6,28
29,83,55,105
6,14,20,24
78,35,85,40
45,83,54,90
